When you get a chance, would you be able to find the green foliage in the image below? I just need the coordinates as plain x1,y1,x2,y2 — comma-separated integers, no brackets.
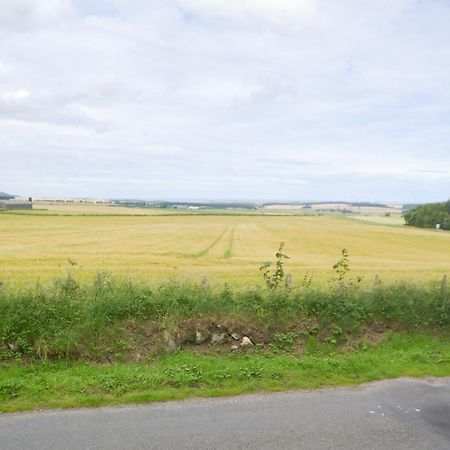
404,200,450,230
164,364,203,386
333,249,350,282
260,242,290,290
0,273,449,362
331,249,363,289
301,272,313,288
271,332,297,351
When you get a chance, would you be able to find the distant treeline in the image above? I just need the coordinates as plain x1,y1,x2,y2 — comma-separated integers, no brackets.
404,200,450,230
0,191,15,200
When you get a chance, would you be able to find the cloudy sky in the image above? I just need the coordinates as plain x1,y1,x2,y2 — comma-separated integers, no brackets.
1,0,449,202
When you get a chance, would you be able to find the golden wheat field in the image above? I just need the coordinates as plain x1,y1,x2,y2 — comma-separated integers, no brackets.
0,211,449,287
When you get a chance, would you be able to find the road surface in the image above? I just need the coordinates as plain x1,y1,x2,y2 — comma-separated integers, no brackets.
1,377,449,449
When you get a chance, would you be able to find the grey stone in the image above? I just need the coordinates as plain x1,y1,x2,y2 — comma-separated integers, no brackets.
195,331,207,345
240,336,253,347
211,332,227,345
162,330,178,350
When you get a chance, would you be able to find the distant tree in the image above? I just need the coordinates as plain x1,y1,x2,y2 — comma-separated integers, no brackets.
403,201,450,230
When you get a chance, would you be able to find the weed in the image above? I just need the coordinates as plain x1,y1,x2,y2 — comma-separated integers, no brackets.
238,365,263,380
260,242,289,290
333,249,350,282
271,332,297,351
164,364,203,386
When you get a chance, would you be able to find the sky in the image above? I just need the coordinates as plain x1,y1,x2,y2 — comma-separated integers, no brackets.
0,0,449,202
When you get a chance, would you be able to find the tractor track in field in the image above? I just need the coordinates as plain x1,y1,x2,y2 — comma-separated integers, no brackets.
188,227,229,258
223,225,236,259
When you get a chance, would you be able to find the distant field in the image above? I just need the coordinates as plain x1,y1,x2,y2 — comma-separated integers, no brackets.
346,214,406,226
0,213,449,286
29,202,282,216
31,202,176,215
263,203,404,216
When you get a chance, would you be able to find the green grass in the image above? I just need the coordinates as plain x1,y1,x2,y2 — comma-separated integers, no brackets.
1,276,449,361
1,333,449,413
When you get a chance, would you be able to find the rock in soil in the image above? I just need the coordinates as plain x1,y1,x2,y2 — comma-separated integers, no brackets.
195,330,207,345
162,330,178,350
240,336,254,348
211,332,227,345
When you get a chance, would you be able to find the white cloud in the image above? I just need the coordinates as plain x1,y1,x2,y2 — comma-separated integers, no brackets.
0,0,449,201
177,0,320,28
0,0,72,30
0,89,31,101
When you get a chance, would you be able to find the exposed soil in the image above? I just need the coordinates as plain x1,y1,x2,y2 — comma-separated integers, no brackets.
97,318,392,363
2,317,393,364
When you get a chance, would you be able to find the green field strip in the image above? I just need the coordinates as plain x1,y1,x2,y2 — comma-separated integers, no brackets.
223,225,236,259
189,227,229,258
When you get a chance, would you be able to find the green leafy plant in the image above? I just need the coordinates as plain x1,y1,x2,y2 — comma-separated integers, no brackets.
301,272,313,288
333,249,350,282
260,242,289,290
271,332,297,351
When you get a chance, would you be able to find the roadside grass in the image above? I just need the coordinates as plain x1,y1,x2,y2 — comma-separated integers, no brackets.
0,274,449,413
0,275,449,362
1,333,449,413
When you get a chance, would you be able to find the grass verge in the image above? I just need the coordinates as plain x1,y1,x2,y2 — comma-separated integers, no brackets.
1,275,449,361
1,275,449,413
1,333,449,413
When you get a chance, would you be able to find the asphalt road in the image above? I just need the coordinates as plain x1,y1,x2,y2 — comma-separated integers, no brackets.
1,377,450,449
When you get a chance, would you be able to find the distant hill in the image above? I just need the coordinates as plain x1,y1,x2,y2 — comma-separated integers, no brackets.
404,201,450,230
0,191,14,200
